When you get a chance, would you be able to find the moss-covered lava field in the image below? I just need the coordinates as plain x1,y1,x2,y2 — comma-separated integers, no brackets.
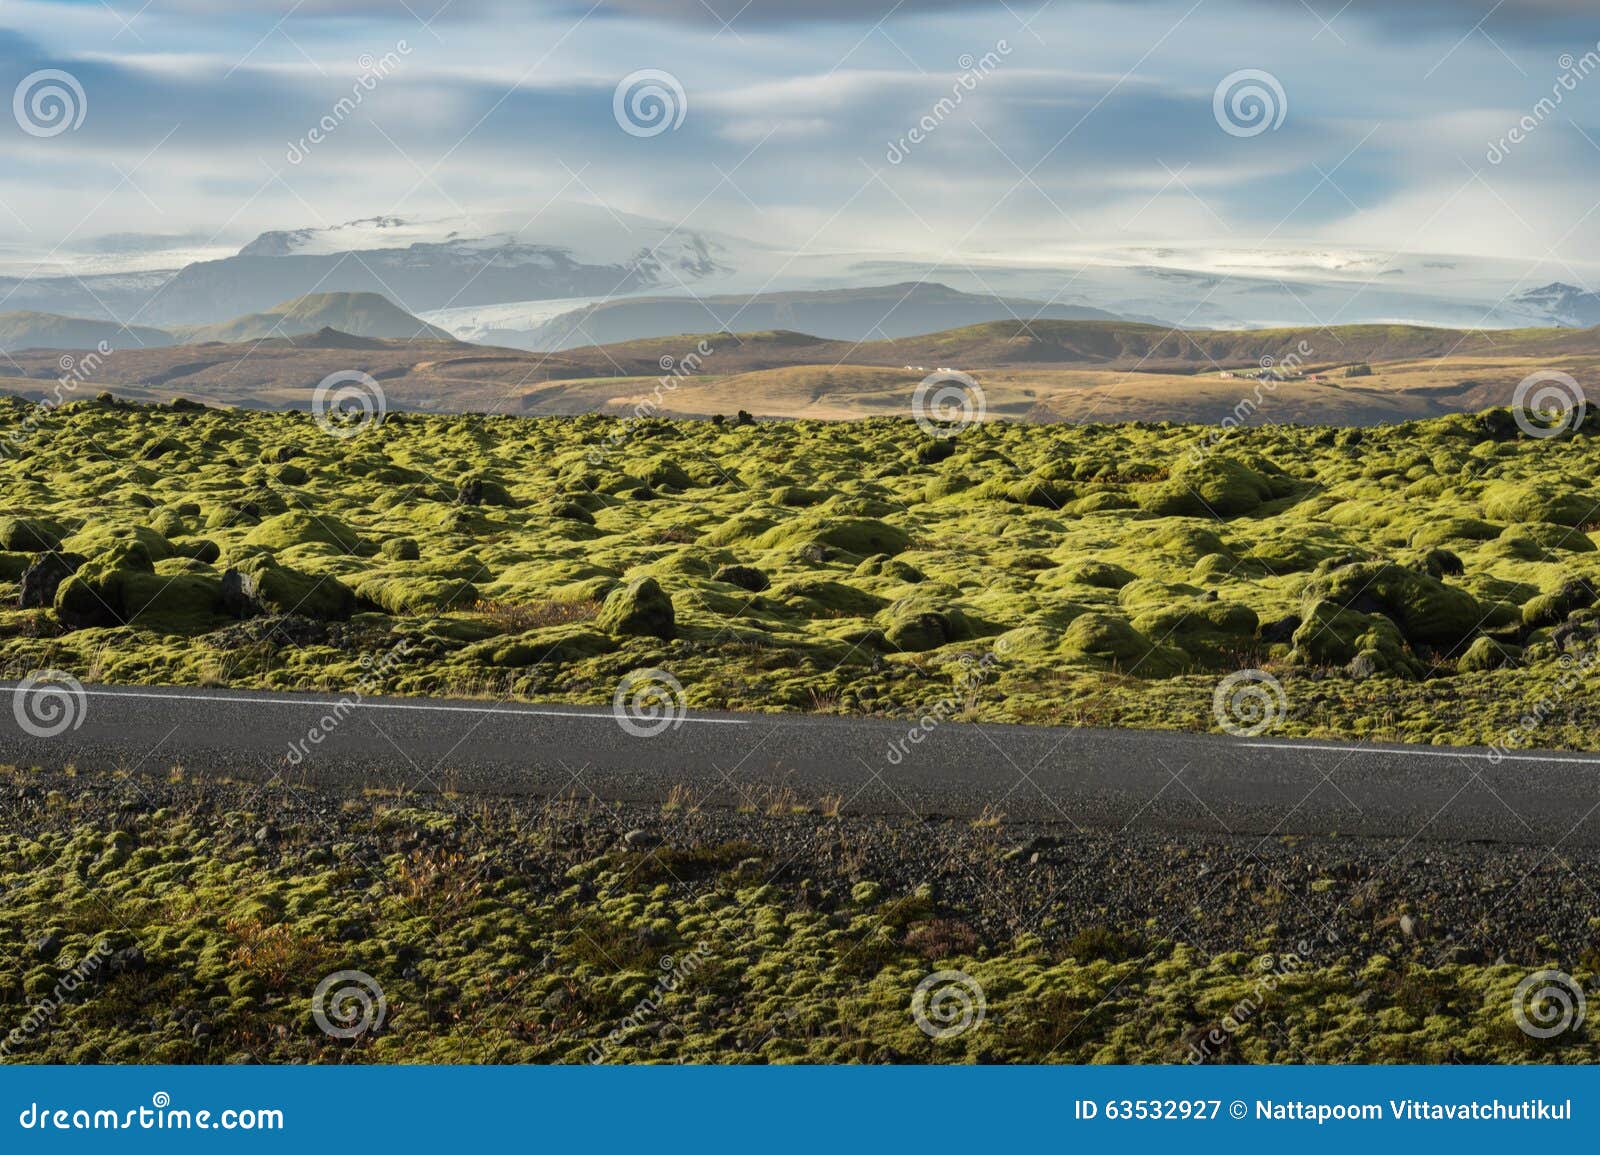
3,393,1600,748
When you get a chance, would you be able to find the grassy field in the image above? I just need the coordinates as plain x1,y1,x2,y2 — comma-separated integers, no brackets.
2,393,1599,748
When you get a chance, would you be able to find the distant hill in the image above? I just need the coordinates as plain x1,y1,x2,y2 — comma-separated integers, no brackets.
173,292,451,344
509,283,1143,351
557,318,1600,375
5,314,1600,429
836,318,1600,370
0,311,175,353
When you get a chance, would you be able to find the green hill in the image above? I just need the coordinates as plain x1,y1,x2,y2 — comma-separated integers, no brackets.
0,311,175,353
173,292,451,344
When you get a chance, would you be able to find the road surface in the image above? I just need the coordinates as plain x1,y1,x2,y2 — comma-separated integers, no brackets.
4,680,1599,846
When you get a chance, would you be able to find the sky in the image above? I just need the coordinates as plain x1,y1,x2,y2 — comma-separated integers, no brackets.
1,0,1598,286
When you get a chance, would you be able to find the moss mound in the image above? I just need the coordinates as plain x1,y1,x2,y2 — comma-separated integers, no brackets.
1140,455,1286,518
1480,482,1596,529
596,576,676,639
243,511,367,554
1301,561,1481,650
226,556,356,620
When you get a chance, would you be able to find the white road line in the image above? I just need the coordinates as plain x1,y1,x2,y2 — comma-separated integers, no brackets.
7,686,750,726
1240,741,1600,767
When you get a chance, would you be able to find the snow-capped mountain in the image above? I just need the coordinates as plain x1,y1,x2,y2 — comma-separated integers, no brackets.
1510,283,1600,328
124,206,737,326
0,205,742,328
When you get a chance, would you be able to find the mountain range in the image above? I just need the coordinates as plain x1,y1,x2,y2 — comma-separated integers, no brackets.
425,282,1150,351
2,208,1599,350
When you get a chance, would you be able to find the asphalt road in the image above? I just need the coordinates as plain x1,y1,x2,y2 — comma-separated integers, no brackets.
4,680,1600,847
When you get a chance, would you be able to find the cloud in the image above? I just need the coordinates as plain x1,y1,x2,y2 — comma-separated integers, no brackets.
590,0,1598,41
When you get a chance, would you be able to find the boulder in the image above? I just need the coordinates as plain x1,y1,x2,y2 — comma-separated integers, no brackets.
596,576,676,639
1060,612,1181,674
19,551,84,609
1457,637,1522,673
1290,599,1414,676
1301,561,1480,649
0,517,62,553
55,559,223,630
223,556,355,620
712,564,770,592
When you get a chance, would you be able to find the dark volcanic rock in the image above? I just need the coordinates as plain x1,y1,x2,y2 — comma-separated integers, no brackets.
19,551,83,609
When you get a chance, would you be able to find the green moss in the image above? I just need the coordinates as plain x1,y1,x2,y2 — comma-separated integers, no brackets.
1480,482,1597,529
596,576,676,639
1140,455,1285,518
4,401,1600,749
233,555,356,620
243,511,366,554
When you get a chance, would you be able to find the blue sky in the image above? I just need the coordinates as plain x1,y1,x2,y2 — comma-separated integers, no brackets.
1,0,1598,280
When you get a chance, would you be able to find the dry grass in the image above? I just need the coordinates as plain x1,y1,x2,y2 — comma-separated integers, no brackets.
473,597,600,634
